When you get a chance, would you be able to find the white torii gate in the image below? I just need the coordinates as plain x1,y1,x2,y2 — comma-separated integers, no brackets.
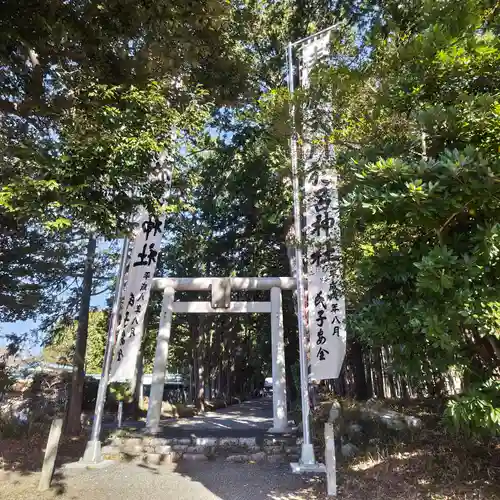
145,277,297,434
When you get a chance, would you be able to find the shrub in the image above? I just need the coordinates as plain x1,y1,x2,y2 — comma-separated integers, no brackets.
0,363,14,401
0,414,27,439
444,378,500,438
109,382,134,404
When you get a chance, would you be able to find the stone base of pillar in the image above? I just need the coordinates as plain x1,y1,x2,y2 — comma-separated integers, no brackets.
290,461,326,474
267,425,293,434
81,440,103,464
290,442,326,473
300,442,316,465
145,425,162,435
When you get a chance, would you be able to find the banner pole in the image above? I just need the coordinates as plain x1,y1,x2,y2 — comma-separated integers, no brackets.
287,41,315,466
82,236,130,463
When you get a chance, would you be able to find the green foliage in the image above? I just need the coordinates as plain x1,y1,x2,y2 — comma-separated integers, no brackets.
3,0,500,409
1,81,212,234
0,365,14,400
0,0,275,235
109,382,133,404
156,119,295,391
43,310,108,373
0,218,86,323
300,0,500,388
444,378,500,437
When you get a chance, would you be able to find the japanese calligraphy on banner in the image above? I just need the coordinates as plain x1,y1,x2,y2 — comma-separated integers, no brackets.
110,152,173,382
300,31,347,381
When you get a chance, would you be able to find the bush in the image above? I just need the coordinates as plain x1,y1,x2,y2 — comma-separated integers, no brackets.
0,363,14,401
109,382,133,404
444,378,500,438
0,414,27,439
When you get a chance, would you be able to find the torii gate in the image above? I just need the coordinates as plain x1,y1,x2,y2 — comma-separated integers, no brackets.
145,277,297,434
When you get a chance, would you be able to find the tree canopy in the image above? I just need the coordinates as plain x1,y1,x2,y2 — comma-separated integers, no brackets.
0,0,499,435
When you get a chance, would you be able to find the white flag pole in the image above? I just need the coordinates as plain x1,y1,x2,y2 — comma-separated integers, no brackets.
288,24,340,474
287,41,316,468
83,235,130,463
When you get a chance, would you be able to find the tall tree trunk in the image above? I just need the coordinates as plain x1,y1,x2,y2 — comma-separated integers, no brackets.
334,368,346,397
132,353,144,419
204,319,213,400
383,346,397,398
351,339,369,400
372,348,385,398
197,353,205,411
225,317,233,401
215,319,225,398
67,235,96,435
400,375,410,401
195,317,205,412
364,350,374,399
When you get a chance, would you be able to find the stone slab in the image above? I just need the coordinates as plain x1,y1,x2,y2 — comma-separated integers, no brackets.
219,438,241,447
63,460,116,470
226,454,247,463
156,445,173,454
146,453,162,465
290,462,326,474
248,452,266,462
238,437,257,447
183,453,208,461
195,437,218,446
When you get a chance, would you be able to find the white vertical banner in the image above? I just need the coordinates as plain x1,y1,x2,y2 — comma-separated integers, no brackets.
109,152,173,383
300,32,347,381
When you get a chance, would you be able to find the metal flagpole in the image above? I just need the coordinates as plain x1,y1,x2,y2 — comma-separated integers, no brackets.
287,41,316,468
287,24,340,473
82,236,130,463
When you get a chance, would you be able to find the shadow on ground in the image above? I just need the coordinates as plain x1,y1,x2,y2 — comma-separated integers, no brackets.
171,459,325,500
0,431,89,497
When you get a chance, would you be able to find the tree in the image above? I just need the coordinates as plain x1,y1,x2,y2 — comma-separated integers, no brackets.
295,0,500,400
43,310,108,374
0,0,262,234
149,0,500,421
0,215,80,323
66,235,96,434
135,1,349,404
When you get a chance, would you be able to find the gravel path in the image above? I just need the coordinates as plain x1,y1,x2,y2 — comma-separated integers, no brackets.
2,459,326,500
157,398,277,436
2,399,320,499
100,398,280,438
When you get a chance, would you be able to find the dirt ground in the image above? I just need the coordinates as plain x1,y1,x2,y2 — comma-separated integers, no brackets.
1,434,498,500
1,398,499,500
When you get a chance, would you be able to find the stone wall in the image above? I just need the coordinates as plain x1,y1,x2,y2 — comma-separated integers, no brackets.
102,433,301,464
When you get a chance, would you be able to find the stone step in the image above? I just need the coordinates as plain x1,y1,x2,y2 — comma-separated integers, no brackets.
102,434,301,463
107,435,301,451
101,449,301,465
